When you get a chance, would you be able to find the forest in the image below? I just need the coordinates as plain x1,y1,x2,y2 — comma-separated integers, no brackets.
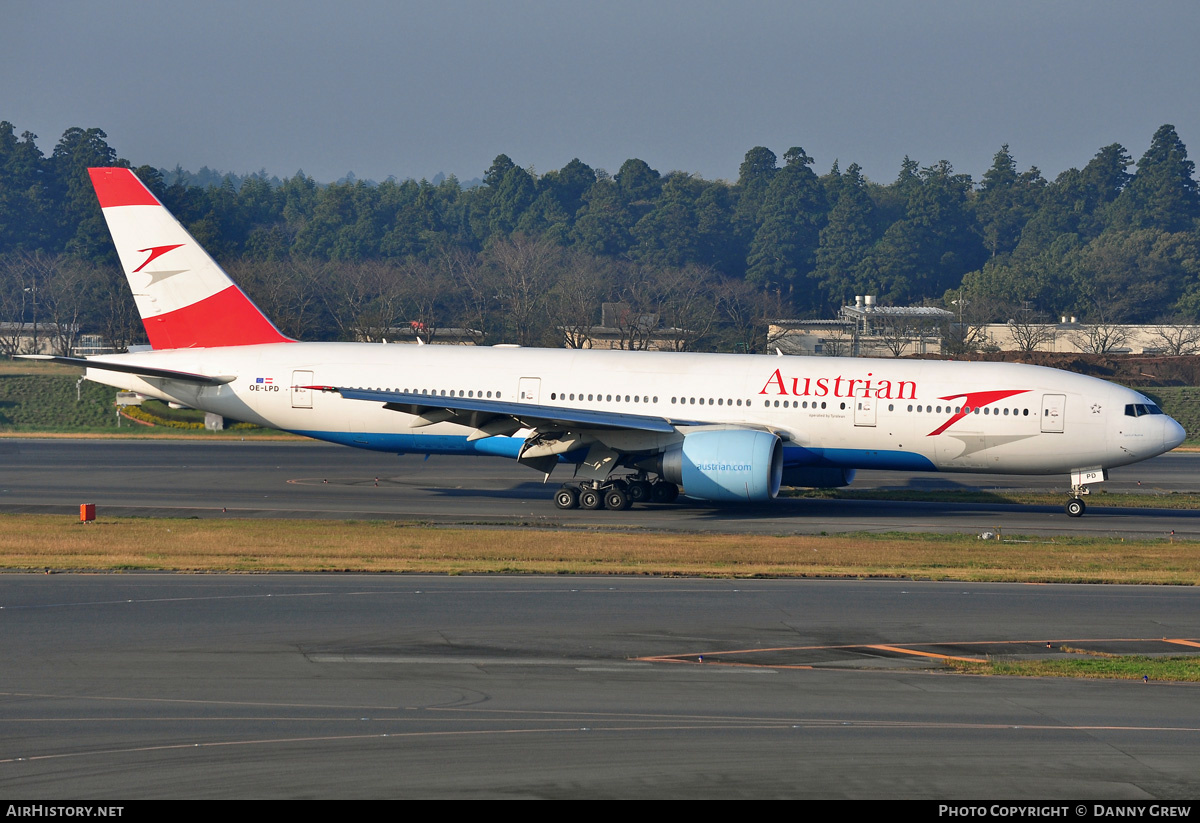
1,119,1198,354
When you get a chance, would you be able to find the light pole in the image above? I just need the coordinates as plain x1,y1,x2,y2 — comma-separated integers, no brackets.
23,285,38,354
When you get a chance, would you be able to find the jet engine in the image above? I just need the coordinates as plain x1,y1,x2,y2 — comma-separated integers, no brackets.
657,430,783,502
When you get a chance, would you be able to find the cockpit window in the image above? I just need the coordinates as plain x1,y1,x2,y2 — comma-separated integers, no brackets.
1125,403,1164,417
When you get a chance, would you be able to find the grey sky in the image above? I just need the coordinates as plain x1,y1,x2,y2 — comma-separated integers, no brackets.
4,0,1198,185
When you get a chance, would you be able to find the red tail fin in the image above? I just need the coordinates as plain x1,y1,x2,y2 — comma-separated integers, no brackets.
89,168,293,349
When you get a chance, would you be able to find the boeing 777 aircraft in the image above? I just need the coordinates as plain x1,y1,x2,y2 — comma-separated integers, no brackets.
25,168,1186,516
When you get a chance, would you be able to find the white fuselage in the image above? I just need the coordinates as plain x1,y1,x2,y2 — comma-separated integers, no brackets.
84,343,1184,478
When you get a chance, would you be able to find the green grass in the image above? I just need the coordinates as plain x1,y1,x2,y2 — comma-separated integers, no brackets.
947,654,1200,682
0,372,121,430
0,358,284,435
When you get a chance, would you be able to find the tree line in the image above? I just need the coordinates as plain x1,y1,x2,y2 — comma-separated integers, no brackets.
1,119,1198,354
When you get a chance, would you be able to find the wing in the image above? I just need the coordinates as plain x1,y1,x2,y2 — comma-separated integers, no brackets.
311,384,717,476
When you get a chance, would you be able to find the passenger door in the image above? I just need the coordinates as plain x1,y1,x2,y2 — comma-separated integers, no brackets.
854,395,877,427
292,370,313,409
518,377,541,403
1041,394,1065,433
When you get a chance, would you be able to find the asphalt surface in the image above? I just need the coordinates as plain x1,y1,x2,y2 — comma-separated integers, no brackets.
2,438,1199,537
1,575,1198,799
2,440,1199,798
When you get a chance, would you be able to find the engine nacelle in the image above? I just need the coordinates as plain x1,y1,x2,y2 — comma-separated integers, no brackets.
660,430,783,502
780,466,856,488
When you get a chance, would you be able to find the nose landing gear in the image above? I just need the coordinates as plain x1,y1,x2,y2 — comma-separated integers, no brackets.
1066,482,1090,517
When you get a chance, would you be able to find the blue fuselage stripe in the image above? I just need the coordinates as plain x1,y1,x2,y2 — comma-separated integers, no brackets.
292,430,937,471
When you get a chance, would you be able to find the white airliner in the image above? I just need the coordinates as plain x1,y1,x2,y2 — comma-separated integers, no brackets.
25,167,1186,517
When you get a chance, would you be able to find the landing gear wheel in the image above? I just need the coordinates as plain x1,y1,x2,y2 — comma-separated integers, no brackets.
626,480,653,503
1066,498,1086,517
651,482,679,504
554,487,579,510
604,486,631,510
579,488,603,510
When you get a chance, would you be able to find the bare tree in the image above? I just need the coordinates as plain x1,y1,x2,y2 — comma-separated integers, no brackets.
941,291,997,355
441,248,490,345
820,325,853,357
716,280,789,354
231,259,322,341
874,313,919,358
1,251,95,355
355,262,410,344
608,266,659,351
0,258,28,356
38,256,93,356
485,234,561,347
546,251,609,349
1150,317,1200,356
1071,321,1130,354
1,251,53,354
1005,303,1057,353
1070,301,1130,354
650,265,720,352
313,259,405,343
95,265,144,352
394,258,457,344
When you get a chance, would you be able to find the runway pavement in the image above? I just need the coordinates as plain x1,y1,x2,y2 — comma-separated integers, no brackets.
1,438,1199,537
1,574,1198,799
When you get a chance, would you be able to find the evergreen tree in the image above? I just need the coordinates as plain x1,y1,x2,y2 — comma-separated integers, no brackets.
571,177,633,256
745,148,827,305
813,163,875,308
614,158,661,223
975,145,1044,258
48,127,124,260
1111,125,1199,233
0,122,52,252
631,171,704,267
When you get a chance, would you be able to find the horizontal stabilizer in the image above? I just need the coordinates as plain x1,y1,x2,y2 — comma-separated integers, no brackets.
17,355,236,386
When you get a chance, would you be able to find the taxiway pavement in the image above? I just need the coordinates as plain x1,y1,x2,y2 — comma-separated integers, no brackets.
1,438,1198,537
1,574,1198,798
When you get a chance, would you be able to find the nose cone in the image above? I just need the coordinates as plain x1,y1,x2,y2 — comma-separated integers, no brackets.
1165,417,1187,451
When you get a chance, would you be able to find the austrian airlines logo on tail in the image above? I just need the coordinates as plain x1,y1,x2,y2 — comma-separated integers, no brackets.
926,389,1029,436
133,244,187,285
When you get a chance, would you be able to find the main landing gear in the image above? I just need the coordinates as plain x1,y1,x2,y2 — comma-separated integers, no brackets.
553,476,680,511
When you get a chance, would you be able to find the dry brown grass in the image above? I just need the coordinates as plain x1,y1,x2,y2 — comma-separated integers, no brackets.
2,514,1200,582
